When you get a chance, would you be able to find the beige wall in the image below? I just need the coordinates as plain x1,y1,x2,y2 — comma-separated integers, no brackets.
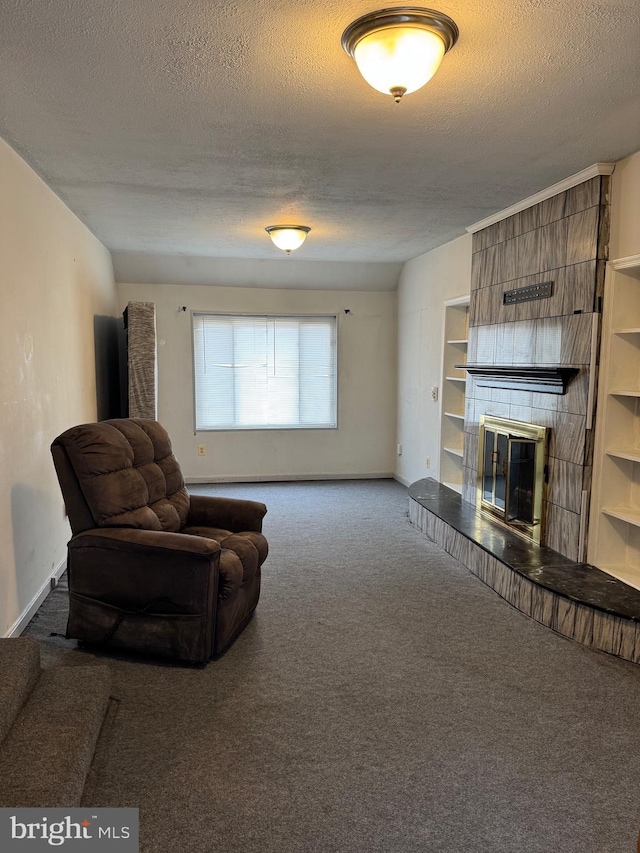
395,235,472,486
117,282,397,480
610,150,640,260
0,137,116,636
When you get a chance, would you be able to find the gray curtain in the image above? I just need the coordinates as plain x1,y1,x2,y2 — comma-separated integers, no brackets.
125,301,157,419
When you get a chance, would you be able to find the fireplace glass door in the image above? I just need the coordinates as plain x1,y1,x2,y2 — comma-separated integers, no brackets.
477,416,547,544
506,439,536,525
482,428,508,511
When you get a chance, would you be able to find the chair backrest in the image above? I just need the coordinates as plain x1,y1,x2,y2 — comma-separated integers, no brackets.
51,419,190,535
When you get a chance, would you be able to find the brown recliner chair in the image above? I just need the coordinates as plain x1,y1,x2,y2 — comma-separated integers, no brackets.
51,418,268,664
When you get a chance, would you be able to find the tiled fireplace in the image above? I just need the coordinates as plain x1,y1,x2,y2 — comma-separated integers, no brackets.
462,174,610,561
408,169,640,665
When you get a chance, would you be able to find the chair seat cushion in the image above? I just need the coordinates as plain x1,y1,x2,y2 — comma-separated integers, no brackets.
182,527,268,582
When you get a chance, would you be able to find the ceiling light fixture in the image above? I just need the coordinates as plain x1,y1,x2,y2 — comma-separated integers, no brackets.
265,225,311,254
341,6,458,103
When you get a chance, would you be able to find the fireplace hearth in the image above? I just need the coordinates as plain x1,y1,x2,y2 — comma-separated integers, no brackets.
478,415,548,545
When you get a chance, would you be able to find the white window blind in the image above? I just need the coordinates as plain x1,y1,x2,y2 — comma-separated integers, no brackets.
193,314,337,430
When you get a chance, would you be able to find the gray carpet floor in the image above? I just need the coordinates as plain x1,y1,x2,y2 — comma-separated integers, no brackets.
24,479,640,852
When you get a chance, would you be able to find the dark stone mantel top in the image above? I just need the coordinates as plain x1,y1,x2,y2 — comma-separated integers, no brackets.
409,478,640,623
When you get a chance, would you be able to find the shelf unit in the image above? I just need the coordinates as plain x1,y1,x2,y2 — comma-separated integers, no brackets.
439,294,470,494
588,254,640,590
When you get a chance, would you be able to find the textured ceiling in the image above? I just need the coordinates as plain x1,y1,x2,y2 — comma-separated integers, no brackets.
0,0,639,265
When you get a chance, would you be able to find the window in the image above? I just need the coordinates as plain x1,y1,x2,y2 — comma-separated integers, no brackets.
193,313,337,430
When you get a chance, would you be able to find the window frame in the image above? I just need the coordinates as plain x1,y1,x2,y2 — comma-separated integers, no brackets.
191,311,339,432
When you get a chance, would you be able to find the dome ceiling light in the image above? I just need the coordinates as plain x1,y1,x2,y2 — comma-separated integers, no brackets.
265,225,311,254
341,6,459,103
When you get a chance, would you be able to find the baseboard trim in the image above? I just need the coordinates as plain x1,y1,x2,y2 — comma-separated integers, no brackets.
186,472,394,484
5,557,67,638
393,474,412,487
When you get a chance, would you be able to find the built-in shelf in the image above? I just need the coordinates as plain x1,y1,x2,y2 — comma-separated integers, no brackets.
606,448,640,463
590,254,640,587
595,563,640,592
443,446,464,457
602,506,640,528
440,295,470,496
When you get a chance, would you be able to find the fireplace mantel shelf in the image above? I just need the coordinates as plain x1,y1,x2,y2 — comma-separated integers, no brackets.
456,364,579,395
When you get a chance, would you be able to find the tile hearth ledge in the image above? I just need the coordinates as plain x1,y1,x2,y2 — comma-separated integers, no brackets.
409,478,640,665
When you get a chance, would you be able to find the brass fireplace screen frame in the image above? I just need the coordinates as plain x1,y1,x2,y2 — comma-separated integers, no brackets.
477,415,549,545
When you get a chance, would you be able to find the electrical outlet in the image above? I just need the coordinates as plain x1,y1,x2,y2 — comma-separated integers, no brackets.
197,444,206,456
397,443,403,456
431,386,438,401
426,456,431,468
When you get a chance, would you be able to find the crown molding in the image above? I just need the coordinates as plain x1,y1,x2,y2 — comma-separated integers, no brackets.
466,163,616,234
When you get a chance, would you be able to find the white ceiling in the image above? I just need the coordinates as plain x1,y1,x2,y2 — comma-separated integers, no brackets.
1,0,639,267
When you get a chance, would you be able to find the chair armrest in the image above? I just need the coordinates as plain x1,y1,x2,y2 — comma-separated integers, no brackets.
68,528,220,612
187,494,267,533
67,528,221,663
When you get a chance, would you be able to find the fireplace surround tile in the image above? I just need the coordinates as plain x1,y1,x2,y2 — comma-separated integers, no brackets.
565,176,600,217
518,204,542,237
464,397,479,433
539,191,567,226
539,219,568,272
474,324,497,363
515,229,541,278
512,321,537,363
495,322,515,362
544,502,580,561
496,237,519,283
463,432,478,470
507,389,533,407
481,244,500,288
556,368,589,415
490,388,512,403
530,389,559,411
483,402,511,420
508,404,533,424
560,260,597,315
472,381,493,403
550,411,586,465
566,207,599,266
533,320,563,364
559,313,594,365
546,458,583,515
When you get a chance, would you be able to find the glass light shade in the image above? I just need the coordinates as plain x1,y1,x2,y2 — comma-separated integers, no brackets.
353,25,446,97
265,225,310,253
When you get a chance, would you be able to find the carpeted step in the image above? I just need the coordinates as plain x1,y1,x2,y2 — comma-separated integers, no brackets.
0,663,111,807
0,638,41,748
